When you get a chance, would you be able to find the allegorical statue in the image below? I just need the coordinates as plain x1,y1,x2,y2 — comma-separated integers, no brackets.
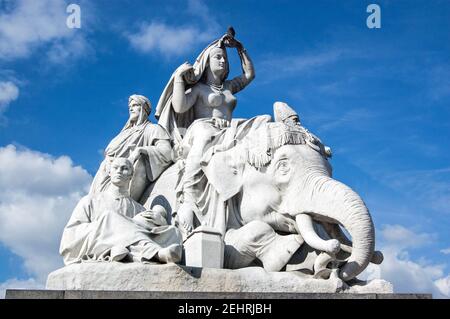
273,101,332,158
155,27,272,237
60,157,183,265
90,94,172,202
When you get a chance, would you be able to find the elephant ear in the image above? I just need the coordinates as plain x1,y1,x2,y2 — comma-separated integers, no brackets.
201,147,245,201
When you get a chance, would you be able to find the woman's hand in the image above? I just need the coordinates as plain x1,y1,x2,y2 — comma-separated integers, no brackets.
223,36,243,50
175,62,194,81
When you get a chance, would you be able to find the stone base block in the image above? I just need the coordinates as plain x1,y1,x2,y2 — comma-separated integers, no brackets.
183,226,224,268
5,289,432,299
43,262,396,294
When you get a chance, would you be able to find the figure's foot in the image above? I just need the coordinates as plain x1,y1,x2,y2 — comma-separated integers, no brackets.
176,203,195,238
324,239,341,254
157,244,182,263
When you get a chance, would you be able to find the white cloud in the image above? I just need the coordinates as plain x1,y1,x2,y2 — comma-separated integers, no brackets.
127,22,212,57
380,224,436,250
0,145,92,284
360,224,449,298
0,278,43,299
126,0,218,57
379,168,450,215
0,0,89,61
441,248,450,255
435,275,450,297
186,0,219,30
363,249,449,298
259,49,347,83
316,108,378,133
0,81,19,114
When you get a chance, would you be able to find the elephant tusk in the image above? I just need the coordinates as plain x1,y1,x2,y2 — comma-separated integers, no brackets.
338,243,383,265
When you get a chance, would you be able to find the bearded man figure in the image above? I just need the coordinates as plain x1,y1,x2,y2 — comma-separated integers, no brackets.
90,94,173,203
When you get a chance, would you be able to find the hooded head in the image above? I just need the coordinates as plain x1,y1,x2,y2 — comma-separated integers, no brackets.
123,94,151,129
187,39,230,85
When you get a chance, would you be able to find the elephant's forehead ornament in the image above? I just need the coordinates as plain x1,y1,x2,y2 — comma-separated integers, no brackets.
245,122,314,168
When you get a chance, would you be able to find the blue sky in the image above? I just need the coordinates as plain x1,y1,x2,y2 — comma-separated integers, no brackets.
0,0,449,297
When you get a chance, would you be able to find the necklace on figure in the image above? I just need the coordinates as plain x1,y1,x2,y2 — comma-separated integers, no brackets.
206,81,225,107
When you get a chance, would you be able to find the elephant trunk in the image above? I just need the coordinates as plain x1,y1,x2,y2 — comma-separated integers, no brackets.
296,174,375,281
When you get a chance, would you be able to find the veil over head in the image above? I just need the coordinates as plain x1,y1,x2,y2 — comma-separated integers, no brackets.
154,35,230,146
122,94,151,130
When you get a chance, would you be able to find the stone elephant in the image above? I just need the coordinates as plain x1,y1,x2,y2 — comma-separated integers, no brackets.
142,119,383,281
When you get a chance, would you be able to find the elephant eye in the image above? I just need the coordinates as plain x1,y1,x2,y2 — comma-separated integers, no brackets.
276,159,290,174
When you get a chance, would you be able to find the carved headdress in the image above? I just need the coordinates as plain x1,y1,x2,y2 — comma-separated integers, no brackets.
155,29,234,146
273,101,298,123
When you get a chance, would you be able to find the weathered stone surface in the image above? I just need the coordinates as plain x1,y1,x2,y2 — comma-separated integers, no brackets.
6,289,432,299
46,262,393,294
183,226,224,268
5,289,65,299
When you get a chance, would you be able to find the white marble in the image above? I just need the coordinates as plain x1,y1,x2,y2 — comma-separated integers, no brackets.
60,157,183,265
90,94,172,202
46,262,393,294
53,28,389,290
183,226,224,269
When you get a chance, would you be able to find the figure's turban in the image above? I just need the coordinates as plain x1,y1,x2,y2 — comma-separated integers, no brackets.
273,101,298,123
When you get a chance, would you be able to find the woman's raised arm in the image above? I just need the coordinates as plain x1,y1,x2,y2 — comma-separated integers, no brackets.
228,40,255,94
172,63,199,114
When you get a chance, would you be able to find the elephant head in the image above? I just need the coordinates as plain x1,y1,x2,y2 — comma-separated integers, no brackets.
203,121,379,281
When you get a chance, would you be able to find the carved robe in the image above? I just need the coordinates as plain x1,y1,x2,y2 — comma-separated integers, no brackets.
59,192,182,265
90,121,172,200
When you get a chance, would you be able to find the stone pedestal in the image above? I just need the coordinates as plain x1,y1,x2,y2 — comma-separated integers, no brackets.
5,289,432,299
183,226,224,268
45,262,396,294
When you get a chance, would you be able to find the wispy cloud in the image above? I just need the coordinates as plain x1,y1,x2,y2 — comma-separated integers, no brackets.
126,22,213,57
378,168,450,215
0,278,43,299
441,248,450,255
0,0,90,62
259,49,347,83
427,64,450,101
186,0,219,30
315,107,379,133
126,0,219,57
0,81,19,115
380,224,437,250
